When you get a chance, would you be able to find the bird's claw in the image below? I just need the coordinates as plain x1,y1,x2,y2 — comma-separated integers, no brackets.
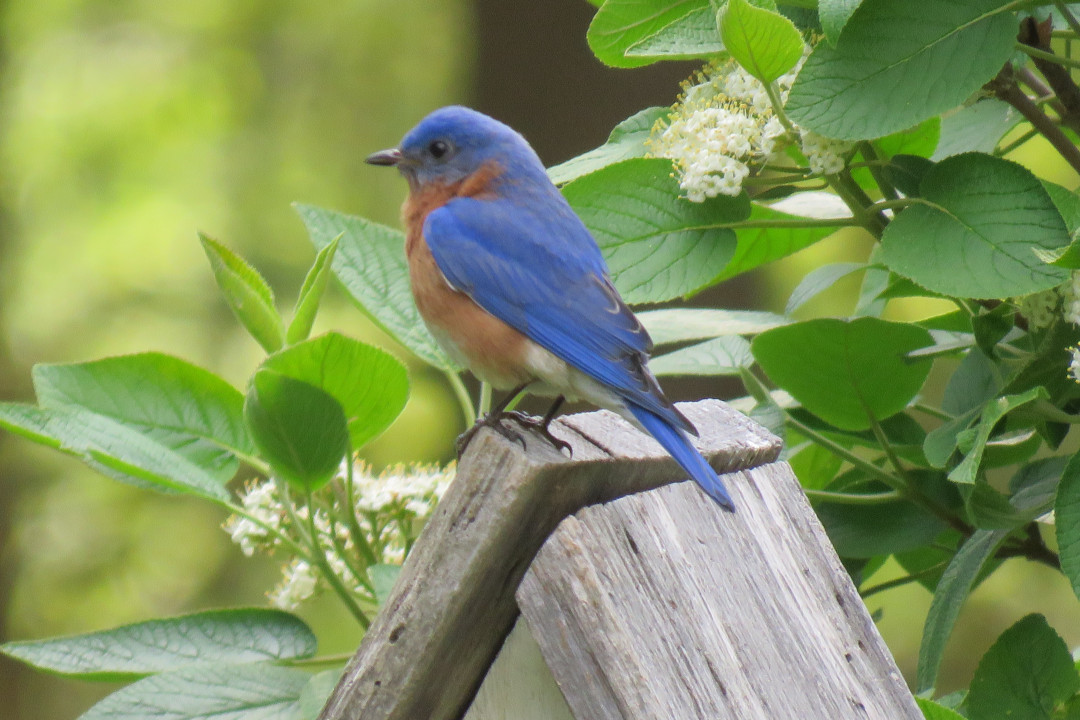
455,411,527,458
455,410,572,458
504,411,573,457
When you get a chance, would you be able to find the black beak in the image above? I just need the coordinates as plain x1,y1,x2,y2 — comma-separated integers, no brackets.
365,148,403,166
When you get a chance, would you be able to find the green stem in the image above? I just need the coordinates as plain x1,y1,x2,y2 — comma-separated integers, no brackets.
860,563,947,599
342,455,379,567
446,370,476,427
870,198,917,214
764,80,797,134
478,381,493,417
301,484,371,629
857,142,899,202
706,217,859,230
868,416,908,482
995,126,1040,156
804,488,903,505
284,652,354,668
831,170,887,236
913,403,951,421
1018,43,1080,69
786,415,968,534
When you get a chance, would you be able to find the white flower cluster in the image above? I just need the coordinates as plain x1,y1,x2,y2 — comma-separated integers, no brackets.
1062,271,1080,327
799,129,852,176
223,460,456,611
1070,346,1080,385
649,60,792,202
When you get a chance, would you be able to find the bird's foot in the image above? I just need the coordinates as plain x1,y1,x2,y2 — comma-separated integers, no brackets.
455,411,527,458
503,410,573,457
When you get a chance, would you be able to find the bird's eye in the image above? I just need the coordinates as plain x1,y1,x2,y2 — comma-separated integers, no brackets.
428,140,449,159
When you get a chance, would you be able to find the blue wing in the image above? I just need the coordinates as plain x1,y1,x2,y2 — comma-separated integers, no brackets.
424,192,694,434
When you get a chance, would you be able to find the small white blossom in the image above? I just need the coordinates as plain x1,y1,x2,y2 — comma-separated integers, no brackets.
1070,346,1080,384
799,129,852,176
223,480,284,556
1016,289,1060,329
269,559,318,611
1062,272,1080,327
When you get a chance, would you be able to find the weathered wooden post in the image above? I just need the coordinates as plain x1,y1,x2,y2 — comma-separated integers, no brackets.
318,399,922,720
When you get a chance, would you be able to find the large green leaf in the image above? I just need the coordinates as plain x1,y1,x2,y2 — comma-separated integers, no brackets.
716,200,844,281
295,203,456,371
0,403,230,501
587,0,720,68
751,317,934,430
819,0,863,45
915,697,967,720
785,0,1017,140
563,158,747,304
932,99,1021,160
244,370,349,492
879,153,1070,299
637,308,788,345
817,497,947,558
0,609,315,680
78,663,309,720
649,336,753,376
547,106,667,186
917,528,1009,693
1056,451,1080,603
200,234,285,354
261,333,408,450
720,0,805,84
966,615,1079,720
33,353,254,475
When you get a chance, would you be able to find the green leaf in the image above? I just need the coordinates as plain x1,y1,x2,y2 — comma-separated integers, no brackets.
786,0,1017,140
287,234,340,345
933,99,1021,160
785,262,865,314
0,403,230,501
299,668,343,720
0,609,315,680
244,370,349,491
752,317,933,431
637,308,788,345
262,333,408,450
547,107,667,186
720,0,805,84
32,353,254,474
587,0,719,68
562,158,746,304
948,388,1047,485
1056,451,1080,602
819,0,863,45
200,233,285,354
78,662,309,720
915,696,967,720
368,564,402,606
917,528,1009,693
716,200,845,281
879,153,1070,299
1043,180,1080,237
649,336,753,376
967,615,1079,720
294,203,457,371
817,497,947,558
626,6,726,58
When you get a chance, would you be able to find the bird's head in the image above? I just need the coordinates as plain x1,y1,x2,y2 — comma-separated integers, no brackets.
366,106,545,190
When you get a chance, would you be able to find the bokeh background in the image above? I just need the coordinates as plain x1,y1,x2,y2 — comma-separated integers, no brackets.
0,2,1077,718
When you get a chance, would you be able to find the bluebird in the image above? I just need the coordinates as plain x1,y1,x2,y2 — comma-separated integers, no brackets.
366,106,734,510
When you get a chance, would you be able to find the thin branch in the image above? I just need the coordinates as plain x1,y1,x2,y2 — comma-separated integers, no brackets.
804,488,903,505
989,67,1080,176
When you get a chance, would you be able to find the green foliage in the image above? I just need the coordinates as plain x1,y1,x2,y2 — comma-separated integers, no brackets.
9,1,1080,718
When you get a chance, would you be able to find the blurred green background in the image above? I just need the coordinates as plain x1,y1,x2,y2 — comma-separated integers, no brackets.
0,2,1077,718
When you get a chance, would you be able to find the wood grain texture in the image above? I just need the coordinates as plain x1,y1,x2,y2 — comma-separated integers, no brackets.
517,462,922,720
319,399,780,720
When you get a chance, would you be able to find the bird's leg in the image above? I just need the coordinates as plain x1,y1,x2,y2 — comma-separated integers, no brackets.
504,396,572,457
455,383,530,457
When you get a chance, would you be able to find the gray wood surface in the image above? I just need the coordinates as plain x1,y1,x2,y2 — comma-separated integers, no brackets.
517,461,923,720
318,399,780,720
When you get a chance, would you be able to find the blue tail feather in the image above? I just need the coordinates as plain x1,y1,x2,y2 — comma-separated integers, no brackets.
628,405,734,511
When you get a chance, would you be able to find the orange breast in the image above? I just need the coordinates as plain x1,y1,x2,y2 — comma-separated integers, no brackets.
401,163,535,390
